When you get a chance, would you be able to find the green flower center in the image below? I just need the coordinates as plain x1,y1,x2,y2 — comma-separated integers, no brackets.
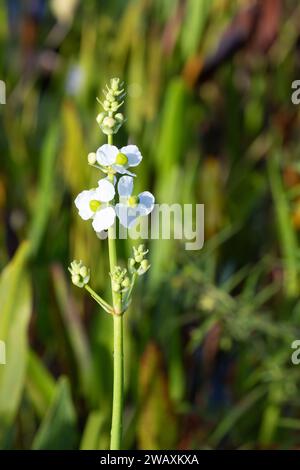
116,152,128,166
89,200,101,212
128,195,139,207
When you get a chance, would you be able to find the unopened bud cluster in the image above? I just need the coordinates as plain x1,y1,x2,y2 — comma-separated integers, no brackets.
110,266,130,293
129,244,150,276
68,260,90,288
96,78,125,135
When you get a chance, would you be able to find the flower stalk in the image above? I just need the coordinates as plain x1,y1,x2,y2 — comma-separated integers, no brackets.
107,133,123,449
69,77,154,450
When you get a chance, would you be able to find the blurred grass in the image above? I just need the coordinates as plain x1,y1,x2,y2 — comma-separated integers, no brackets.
0,0,300,450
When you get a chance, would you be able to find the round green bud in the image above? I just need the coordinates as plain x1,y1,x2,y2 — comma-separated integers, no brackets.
89,200,101,212
103,116,116,128
138,244,145,253
115,113,124,122
112,281,121,292
135,253,143,263
96,112,106,125
141,259,149,271
128,195,139,207
101,126,114,135
72,274,81,287
106,92,114,102
71,261,81,274
111,102,120,111
116,152,128,166
122,277,130,288
88,152,97,165
79,266,88,278
111,78,120,91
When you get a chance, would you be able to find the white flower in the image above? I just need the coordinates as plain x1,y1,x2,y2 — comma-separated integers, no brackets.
115,176,155,228
74,178,116,232
96,144,142,176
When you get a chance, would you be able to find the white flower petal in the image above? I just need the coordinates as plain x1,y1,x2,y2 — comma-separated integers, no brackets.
96,144,118,166
138,191,155,215
97,178,115,202
111,164,136,177
123,169,136,177
92,206,116,232
74,189,95,220
116,203,140,229
112,164,128,175
118,176,133,198
121,145,142,167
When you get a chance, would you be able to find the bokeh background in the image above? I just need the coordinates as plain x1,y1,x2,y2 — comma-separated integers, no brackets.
1,0,300,450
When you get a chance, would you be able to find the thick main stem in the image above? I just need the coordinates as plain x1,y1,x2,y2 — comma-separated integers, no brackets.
107,133,124,450
111,313,123,449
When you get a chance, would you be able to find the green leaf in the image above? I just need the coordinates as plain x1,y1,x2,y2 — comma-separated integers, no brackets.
80,411,109,450
25,350,56,419
32,377,78,450
29,125,59,257
137,343,178,450
0,242,31,446
181,0,211,59
268,152,299,297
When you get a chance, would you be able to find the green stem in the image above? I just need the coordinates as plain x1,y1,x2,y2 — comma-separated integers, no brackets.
110,314,123,449
84,285,113,315
107,133,124,450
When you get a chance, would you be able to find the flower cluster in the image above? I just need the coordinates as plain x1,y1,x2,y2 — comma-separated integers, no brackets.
70,77,153,322
110,266,130,293
68,260,90,288
75,172,154,232
75,77,154,233
108,245,151,312
96,77,125,135
129,244,150,275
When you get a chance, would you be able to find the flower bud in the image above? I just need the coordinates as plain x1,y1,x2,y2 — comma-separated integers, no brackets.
141,259,149,271
115,113,124,122
101,125,114,135
106,92,114,102
134,253,143,263
110,77,121,91
79,266,88,278
88,152,97,165
72,274,81,286
103,116,116,128
112,281,121,292
138,259,150,275
111,101,121,112
122,277,130,289
96,112,106,125
69,260,90,288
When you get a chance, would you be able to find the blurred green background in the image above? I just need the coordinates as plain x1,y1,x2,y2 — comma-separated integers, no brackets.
1,0,300,450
